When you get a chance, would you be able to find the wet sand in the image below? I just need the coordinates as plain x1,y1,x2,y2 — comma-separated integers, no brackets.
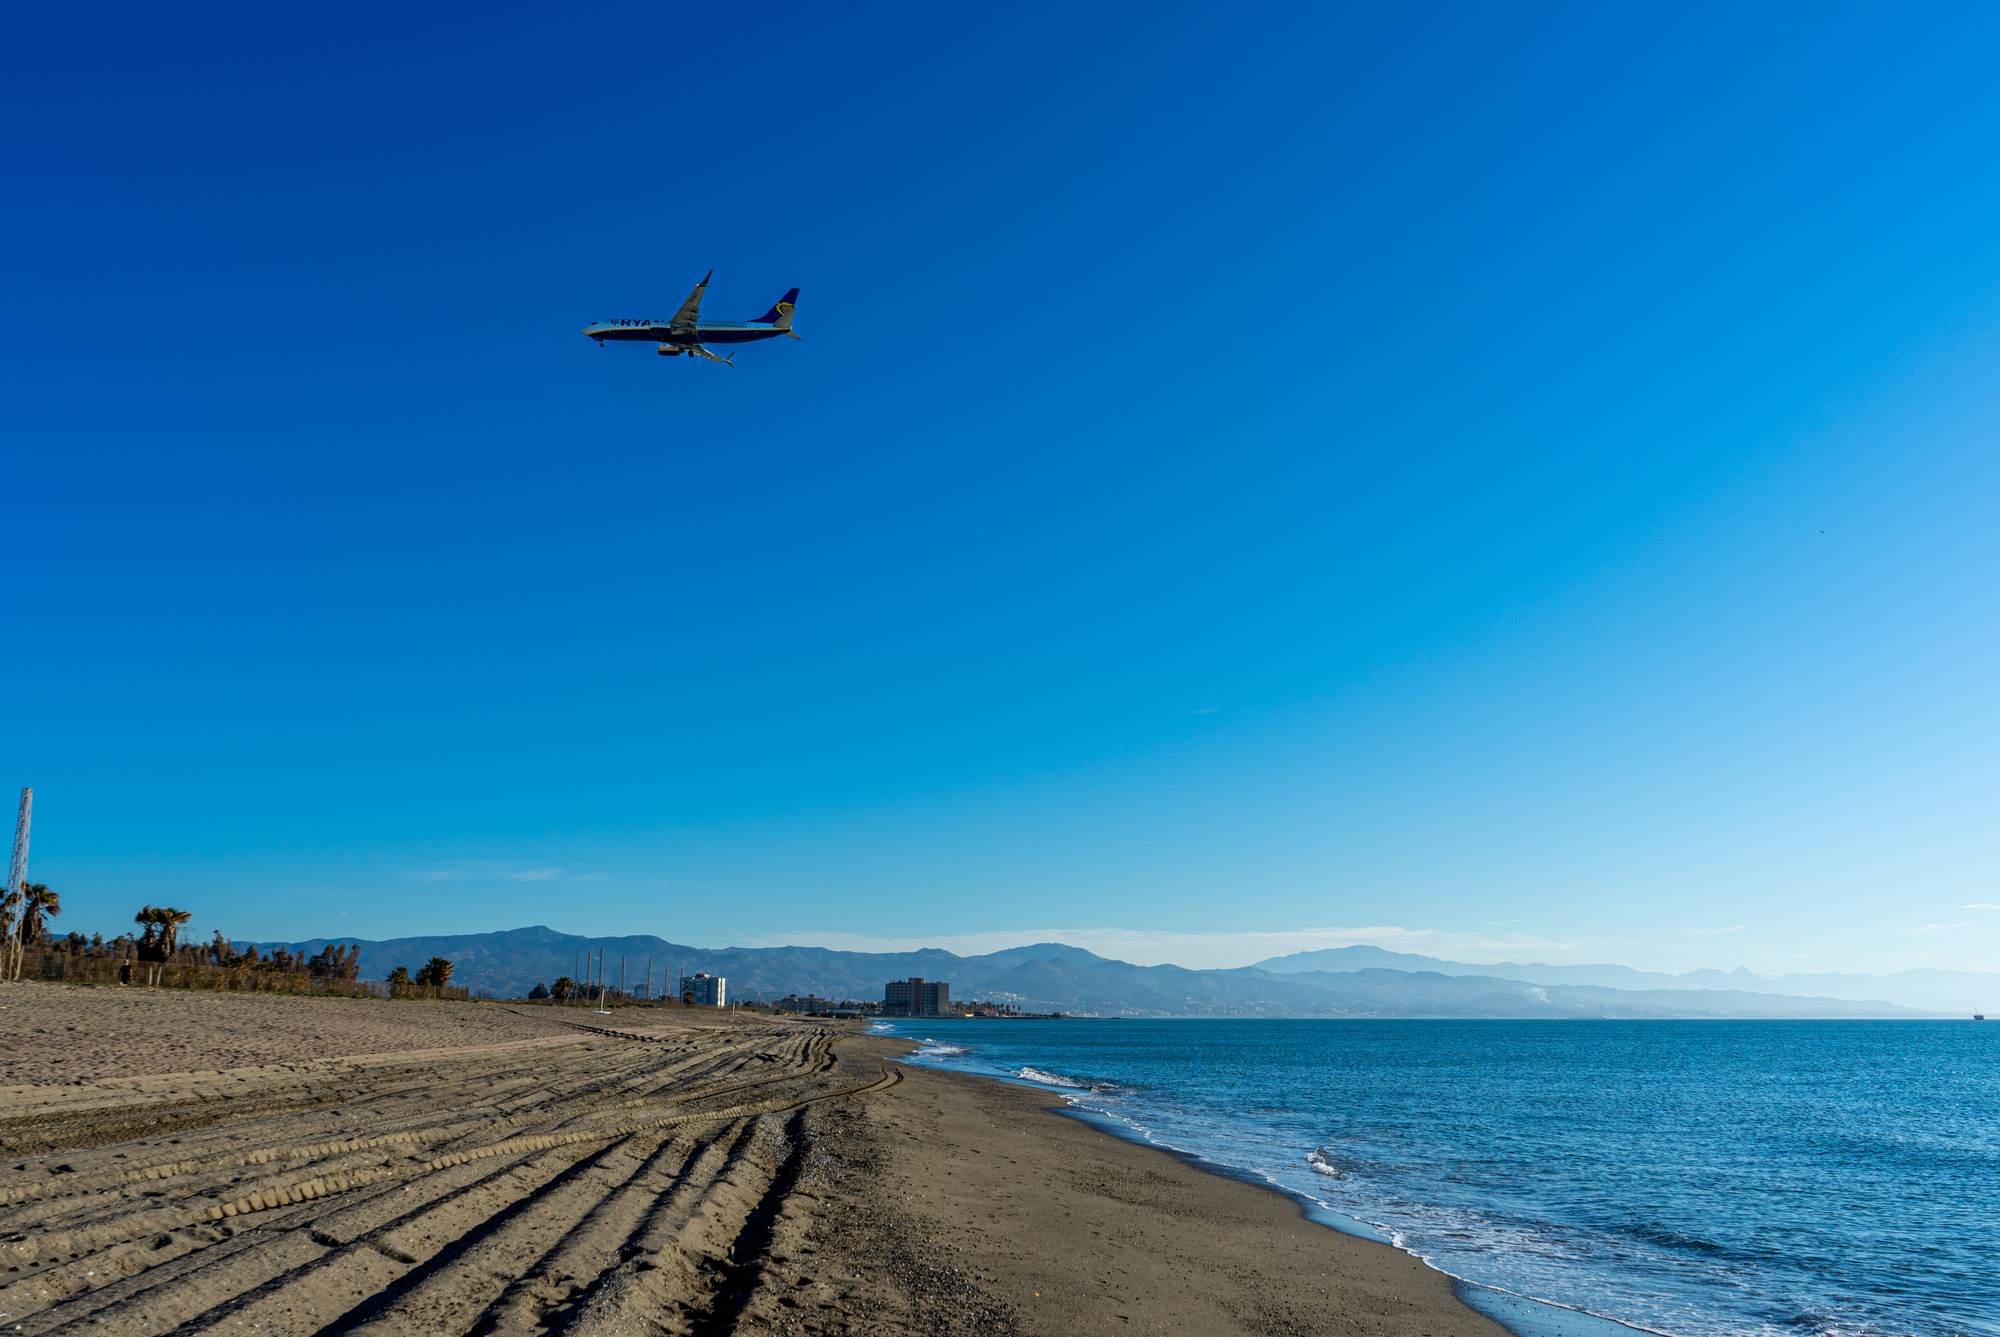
2,984,1507,1336
822,1034,1510,1337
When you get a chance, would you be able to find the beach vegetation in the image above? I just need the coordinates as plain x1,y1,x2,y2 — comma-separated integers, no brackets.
19,884,60,941
308,943,361,981
4,883,60,979
6,909,466,999
133,905,192,961
9,901,488,1000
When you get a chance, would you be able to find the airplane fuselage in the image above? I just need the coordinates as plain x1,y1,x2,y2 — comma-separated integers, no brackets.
581,319,786,348
585,275,796,362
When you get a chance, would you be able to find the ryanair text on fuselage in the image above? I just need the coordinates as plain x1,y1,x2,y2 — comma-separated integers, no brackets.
582,271,799,366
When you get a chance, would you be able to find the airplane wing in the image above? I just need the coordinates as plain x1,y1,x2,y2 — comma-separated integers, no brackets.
669,270,714,329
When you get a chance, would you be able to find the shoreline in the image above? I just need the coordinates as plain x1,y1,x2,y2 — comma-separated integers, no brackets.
836,1030,1514,1335
879,1029,1668,1337
1053,1098,1665,1337
1,985,1630,1334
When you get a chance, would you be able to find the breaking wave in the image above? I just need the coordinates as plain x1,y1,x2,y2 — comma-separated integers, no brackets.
1015,1066,1092,1088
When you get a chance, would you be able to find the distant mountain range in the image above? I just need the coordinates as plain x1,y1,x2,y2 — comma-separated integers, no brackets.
249,926,1989,1019
1254,945,2000,1015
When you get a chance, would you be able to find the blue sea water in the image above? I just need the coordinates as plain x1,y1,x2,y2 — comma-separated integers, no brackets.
878,1019,1999,1337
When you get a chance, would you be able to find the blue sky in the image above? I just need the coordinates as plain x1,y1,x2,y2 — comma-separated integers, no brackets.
6,2,2000,975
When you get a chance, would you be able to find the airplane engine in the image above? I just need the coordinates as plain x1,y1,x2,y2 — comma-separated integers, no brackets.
657,344,684,356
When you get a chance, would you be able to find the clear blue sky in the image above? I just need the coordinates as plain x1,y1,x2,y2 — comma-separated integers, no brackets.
6,2,1999,975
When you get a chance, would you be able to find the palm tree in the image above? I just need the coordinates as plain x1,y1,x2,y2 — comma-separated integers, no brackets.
416,957,455,995
18,884,61,943
130,906,192,983
134,907,167,961
551,975,575,1002
133,905,192,956
132,907,163,984
157,907,191,954
387,965,411,987
13,880,60,976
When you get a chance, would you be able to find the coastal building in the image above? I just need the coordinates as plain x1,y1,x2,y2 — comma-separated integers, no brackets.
682,972,726,1007
883,976,949,1017
775,993,876,1015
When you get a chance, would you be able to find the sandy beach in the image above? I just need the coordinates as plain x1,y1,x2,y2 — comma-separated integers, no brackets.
2,983,1507,1336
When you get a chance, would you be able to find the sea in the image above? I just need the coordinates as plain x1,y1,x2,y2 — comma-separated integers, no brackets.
875,1018,1997,1337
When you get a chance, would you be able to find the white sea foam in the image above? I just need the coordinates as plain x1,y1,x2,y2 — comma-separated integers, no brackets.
1015,1066,1090,1088
886,1018,1956,1337
917,1043,970,1057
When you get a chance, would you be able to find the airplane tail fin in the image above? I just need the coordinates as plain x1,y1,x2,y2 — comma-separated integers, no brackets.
755,289,800,329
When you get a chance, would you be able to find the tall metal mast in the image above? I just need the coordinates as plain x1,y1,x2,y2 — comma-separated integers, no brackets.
6,789,28,979
6,789,27,901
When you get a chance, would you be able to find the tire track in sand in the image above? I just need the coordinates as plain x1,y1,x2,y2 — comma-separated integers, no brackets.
0,1022,896,1336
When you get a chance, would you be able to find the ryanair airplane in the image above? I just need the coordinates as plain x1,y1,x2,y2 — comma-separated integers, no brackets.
582,271,799,365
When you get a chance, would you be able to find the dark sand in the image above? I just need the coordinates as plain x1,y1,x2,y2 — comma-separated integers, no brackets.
1,985,1507,1336
814,1035,1511,1336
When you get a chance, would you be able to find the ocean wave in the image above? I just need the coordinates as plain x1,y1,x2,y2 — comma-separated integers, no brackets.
1016,1066,1095,1088
917,1044,970,1057
889,1019,1991,1337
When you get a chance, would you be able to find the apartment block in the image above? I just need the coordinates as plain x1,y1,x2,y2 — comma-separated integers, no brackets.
883,976,949,1017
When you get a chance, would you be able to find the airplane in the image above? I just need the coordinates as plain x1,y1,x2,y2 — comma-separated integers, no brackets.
581,272,800,365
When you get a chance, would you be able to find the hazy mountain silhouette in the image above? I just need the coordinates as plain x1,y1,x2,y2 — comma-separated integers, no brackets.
1254,946,1999,1014
250,926,1968,1017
